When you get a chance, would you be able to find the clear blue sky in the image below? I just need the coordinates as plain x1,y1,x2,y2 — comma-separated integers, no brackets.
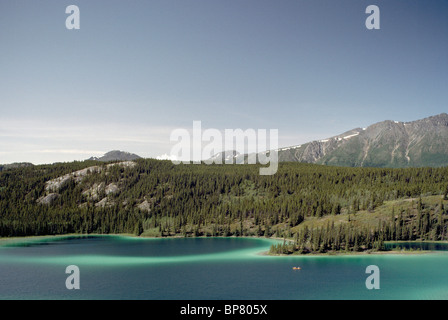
1,0,447,164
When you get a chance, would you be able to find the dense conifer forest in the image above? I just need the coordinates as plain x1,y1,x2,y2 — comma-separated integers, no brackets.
1,159,447,253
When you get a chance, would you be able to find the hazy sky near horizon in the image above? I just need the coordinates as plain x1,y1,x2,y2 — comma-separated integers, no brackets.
1,0,447,164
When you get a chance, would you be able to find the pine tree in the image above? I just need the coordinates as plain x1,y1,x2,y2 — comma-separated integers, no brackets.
134,221,144,236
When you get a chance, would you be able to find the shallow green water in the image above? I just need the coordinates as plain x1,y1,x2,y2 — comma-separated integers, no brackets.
1,236,448,300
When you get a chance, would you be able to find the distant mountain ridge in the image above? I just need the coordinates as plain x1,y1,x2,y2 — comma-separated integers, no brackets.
0,162,34,172
207,150,240,163
88,150,141,162
1,114,447,169
235,113,448,168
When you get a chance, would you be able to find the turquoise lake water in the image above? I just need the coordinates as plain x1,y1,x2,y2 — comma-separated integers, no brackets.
1,235,448,300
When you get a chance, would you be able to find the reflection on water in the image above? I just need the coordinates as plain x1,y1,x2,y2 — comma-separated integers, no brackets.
385,241,448,252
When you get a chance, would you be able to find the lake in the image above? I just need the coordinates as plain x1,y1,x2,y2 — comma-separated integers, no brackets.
1,235,448,300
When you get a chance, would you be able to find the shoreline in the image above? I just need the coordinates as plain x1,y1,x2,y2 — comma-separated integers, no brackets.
0,233,444,256
263,248,436,257
0,233,285,242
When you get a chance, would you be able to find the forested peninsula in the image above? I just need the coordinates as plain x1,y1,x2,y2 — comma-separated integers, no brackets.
1,159,447,254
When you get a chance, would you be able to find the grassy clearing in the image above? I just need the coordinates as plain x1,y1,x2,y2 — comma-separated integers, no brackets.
291,195,447,235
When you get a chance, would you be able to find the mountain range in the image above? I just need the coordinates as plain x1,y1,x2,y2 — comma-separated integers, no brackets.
87,150,142,162
0,151,141,171
1,114,447,170
233,113,448,168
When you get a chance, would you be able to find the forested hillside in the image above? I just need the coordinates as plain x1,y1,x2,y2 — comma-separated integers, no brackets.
1,159,447,253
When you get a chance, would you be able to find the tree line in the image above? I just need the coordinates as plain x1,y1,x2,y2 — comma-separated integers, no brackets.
0,159,447,251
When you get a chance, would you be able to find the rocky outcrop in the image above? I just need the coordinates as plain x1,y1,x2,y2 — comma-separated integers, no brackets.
40,161,136,207
105,183,119,195
45,166,102,192
137,200,151,212
37,193,59,205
